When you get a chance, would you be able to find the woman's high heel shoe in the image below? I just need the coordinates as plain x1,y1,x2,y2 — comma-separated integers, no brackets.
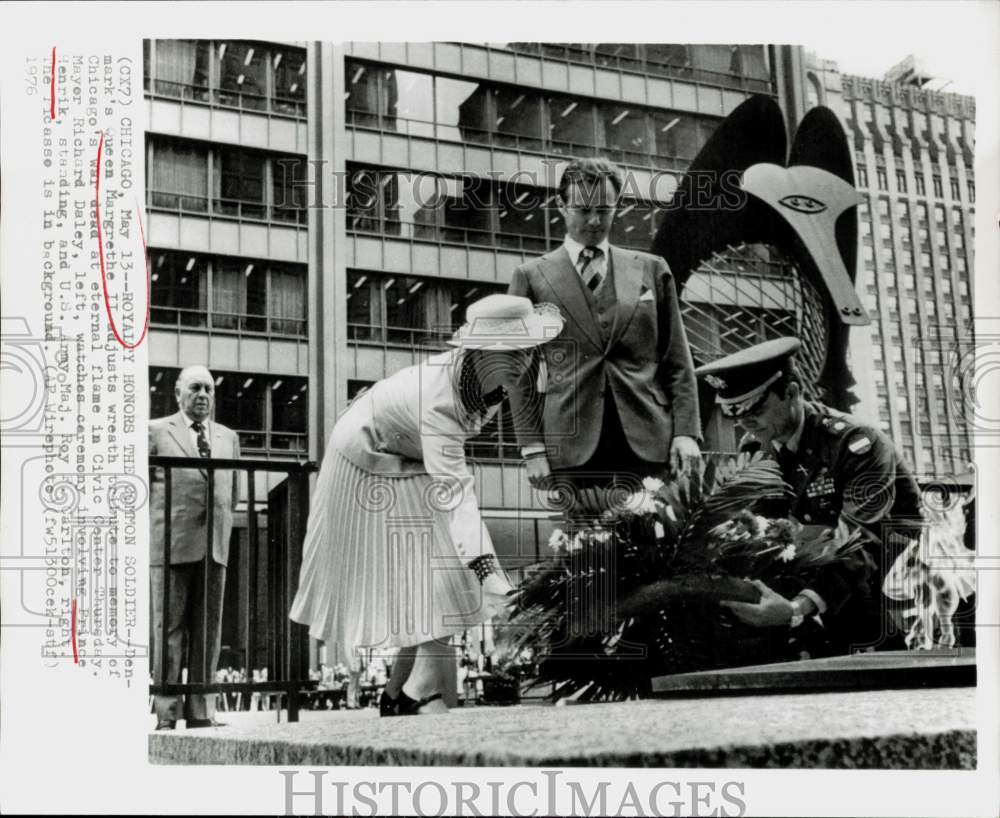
379,689,443,717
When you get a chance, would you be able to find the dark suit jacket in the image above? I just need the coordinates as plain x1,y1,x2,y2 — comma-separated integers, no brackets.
507,245,700,470
149,412,240,566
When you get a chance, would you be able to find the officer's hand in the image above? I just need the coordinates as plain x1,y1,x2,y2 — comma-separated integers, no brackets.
525,454,552,488
670,435,702,474
720,579,794,627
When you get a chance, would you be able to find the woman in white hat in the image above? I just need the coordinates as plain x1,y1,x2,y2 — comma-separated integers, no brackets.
290,295,564,715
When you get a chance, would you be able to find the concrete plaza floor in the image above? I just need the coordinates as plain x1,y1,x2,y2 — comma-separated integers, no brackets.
148,686,976,768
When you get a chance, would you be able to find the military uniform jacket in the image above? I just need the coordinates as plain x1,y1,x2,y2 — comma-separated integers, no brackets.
744,401,923,616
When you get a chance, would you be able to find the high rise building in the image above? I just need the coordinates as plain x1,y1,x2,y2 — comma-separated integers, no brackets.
805,53,976,481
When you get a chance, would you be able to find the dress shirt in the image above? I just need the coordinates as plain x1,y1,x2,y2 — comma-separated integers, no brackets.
563,234,611,279
179,410,212,455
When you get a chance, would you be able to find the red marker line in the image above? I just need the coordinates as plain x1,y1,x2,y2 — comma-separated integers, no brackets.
50,47,56,120
71,598,79,663
95,131,150,350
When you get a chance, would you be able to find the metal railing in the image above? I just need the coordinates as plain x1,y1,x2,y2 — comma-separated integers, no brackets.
146,78,307,119
149,454,318,722
347,217,563,255
499,43,775,94
346,108,698,173
148,191,307,226
150,305,307,338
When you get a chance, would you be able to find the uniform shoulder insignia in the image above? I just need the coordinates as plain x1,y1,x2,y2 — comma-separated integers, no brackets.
847,434,873,455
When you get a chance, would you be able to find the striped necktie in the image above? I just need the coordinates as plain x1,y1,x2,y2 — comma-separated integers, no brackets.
579,246,604,293
191,421,211,458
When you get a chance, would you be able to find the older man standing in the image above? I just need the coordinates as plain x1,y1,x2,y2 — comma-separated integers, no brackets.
507,157,701,496
149,365,240,729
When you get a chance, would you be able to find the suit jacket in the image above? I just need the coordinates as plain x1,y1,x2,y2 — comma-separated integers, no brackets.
149,412,241,566
331,348,499,563
507,245,700,470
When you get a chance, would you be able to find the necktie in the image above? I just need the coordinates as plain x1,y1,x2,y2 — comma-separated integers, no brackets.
579,246,604,293
191,421,211,458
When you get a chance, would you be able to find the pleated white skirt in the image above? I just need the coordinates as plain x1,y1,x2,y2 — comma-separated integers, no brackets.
289,450,487,671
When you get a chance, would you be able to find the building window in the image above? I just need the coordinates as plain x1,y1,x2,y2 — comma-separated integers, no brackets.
272,47,306,115
876,169,888,191
347,270,505,346
272,157,309,223
949,177,960,200
346,163,597,253
914,174,926,195
435,77,490,144
147,39,210,101
856,165,869,188
148,366,307,453
150,251,208,327
497,182,549,252
149,140,209,211
932,175,943,197
610,199,655,249
601,104,650,164
347,380,375,401
216,148,266,219
546,94,597,154
492,86,544,151
345,58,720,168
895,170,907,192
144,40,306,117
501,43,772,94
150,249,306,336
148,137,306,224
218,42,267,111
653,112,716,163
391,69,436,138
967,180,975,203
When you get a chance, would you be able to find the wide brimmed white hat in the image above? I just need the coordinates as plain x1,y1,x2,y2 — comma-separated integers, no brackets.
448,294,564,350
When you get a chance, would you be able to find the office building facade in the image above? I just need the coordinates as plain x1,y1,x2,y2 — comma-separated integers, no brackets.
805,55,976,480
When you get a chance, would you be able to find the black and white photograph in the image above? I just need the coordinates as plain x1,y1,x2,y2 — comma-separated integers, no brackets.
1,2,997,816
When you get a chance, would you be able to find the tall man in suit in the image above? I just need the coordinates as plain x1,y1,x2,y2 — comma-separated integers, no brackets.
149,365,241,729
507,157,702,497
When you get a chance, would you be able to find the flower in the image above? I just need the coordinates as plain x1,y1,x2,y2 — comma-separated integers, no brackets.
591,527,612,545
628,491,659,516
777,544,797,562
566,533,585,553
547,528,569,552
642,476,665,493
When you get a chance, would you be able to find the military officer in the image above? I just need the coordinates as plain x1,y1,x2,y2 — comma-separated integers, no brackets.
695,337,924,654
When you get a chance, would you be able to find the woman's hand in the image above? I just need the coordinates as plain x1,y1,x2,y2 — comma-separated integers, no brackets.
481,571,515,615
